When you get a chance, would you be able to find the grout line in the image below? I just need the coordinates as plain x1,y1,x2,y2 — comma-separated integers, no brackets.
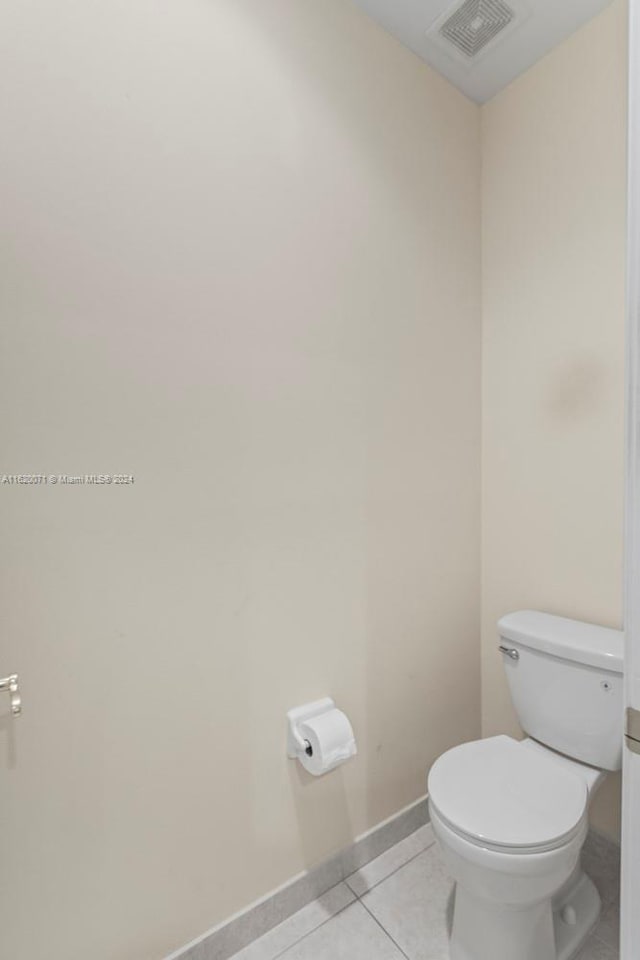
227,884,353,960
167,802,429,960
347,840,438,899
230,830,438,960
265,899,357,960
565,905,620,958
358,898,412,960
589,927,619,954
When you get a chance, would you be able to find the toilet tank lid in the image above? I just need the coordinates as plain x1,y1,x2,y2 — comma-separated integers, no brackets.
498,611,623,673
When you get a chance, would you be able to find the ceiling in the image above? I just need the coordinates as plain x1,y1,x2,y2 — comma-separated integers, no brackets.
350,0,615,103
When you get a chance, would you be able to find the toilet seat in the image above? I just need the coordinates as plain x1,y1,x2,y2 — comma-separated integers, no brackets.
428,735,588,854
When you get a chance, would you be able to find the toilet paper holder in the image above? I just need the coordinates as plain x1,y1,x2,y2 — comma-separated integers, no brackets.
286,697,336,759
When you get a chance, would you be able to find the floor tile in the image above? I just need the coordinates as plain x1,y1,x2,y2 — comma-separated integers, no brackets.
229,883,355,960
582,836,621,906
208,854,344,960
592,899,620,952
575,933,619,960
346,824,435,897
361,844,453,960
277,901,405,960
340,801,429,877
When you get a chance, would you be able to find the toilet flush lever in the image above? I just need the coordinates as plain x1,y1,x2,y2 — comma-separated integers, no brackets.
498,645,520,661
0,674,21,716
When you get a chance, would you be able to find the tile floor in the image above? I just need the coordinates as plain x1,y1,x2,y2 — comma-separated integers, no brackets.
230,825,620,960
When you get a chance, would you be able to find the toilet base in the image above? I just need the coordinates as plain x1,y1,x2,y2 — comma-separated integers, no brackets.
449,885,555,960
448,868,600,960
553,868,601,960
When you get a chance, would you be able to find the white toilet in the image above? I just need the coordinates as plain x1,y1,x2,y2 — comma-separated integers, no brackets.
427,610,623,960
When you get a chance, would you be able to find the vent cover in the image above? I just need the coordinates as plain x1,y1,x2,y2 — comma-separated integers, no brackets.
438,0,515,59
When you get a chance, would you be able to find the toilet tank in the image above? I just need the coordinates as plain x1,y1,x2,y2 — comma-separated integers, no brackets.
498,611,624,771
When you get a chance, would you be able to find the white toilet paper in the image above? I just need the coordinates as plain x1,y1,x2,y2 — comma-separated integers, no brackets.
297,708,357,776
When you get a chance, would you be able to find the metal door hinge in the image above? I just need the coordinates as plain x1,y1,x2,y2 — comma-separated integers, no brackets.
0,674,21,716
626,707,640,755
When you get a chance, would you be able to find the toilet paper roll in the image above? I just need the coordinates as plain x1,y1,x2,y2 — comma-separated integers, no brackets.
297,708,357,776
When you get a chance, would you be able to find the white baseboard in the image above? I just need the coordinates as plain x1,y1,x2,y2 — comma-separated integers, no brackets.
165,794,429,960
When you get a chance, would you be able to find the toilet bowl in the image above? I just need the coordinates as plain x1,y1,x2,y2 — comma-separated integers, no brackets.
428,736,598,960
427,611,624,960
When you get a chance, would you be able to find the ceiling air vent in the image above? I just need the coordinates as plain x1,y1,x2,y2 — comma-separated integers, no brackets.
427,0,522,65
440,0,514,57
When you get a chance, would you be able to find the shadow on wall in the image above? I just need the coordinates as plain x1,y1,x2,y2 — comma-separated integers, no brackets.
0,714,16,769
226,0,474,241
287,763,354,866
219,0,481,892
223,0,483,859
547,354,611,421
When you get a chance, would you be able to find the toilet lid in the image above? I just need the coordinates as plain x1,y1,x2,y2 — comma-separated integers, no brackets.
428,736,588,851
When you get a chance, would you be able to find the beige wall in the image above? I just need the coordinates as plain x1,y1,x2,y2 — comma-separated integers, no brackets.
481,0,628,840
0,2,481,959
1,1,628,956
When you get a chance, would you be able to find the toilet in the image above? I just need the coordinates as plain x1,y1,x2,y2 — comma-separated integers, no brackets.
427,610,623,960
